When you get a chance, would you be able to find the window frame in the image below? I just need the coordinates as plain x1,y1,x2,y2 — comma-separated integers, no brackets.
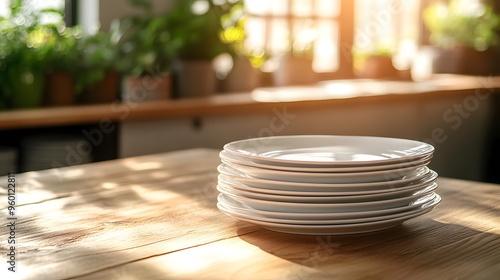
65,0,78,26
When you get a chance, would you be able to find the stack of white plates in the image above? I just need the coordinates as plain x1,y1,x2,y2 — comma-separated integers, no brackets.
21,134,93,172
0,147,17,175
217,135,440,235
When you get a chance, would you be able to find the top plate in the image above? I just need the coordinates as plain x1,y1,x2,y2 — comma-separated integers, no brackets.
224,135,434,167
220,150,432,173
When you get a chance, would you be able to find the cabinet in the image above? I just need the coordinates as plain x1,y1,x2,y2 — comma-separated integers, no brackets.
0,122,118,173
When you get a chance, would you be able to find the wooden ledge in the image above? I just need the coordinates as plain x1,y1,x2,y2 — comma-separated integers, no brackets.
1,75,499,130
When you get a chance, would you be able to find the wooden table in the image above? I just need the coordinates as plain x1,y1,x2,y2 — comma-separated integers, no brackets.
1,148,499,280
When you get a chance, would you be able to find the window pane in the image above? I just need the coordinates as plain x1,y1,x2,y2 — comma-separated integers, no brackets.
0,1,9,17
314,0,340,17
269,18,290,54
31,0,65,24
245,0,270,15
244,0,342,74
25,0,64,11
292,19,315,52
354,0,419,58
313,20,338,72
0,0,65,24
271,0,289,16
292,0,312,17
245,17,267,53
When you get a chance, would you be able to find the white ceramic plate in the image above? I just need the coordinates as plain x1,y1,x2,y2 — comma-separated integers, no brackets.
217,181,438,203
218,172,437,197
224,135,434,167
219,190,436,213
220,150,433,173
218,193,439,220
218,165,434,192
218,194,441,225
219,195,441,235
220,161,428,184
219,193,440,220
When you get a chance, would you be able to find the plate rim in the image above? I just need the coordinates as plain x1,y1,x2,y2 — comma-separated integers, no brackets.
220,150,433,173
217,194,441,225
224,135,434,166
217,181,439,203
217,166,436,192
218,193,440,220
218,194,441,235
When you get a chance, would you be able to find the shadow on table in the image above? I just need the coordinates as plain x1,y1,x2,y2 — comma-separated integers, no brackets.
236,219,500,279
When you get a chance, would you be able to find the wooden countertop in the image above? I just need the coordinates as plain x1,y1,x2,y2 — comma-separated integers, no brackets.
0,74,499,130
1,148,499,279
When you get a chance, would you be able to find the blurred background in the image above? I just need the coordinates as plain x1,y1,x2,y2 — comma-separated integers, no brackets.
0,0,499,183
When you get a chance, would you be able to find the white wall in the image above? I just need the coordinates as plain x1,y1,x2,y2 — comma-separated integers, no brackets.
119,90,493,181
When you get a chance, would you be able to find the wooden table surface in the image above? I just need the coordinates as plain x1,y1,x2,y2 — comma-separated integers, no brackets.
1,148,499,280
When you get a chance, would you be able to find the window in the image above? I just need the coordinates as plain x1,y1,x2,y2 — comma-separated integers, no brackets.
0,0,66,23
354,0,420,71
244,0,342,73
242,0,422,78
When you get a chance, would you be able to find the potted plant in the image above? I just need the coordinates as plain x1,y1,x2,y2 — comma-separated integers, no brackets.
273,33,317,86
43,22,82,106
0,0,52,109
354,47,399,79
218,1,263,92
76,29,122,104
273,50,316,86
168,0,231,98
423,0,500,75
117,0,184,102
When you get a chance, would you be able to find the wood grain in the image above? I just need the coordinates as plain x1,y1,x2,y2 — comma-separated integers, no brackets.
0,148,499,280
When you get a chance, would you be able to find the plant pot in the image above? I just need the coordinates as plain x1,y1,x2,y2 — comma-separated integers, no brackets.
122,74,172,102
428,46,498,76
273,56,316,86
457,47,496,76
44,71,76,107
8,67,45,109
218,58,260,93
357,55,399,79
175,60,216,98
431,47,462,74
79,71,120,104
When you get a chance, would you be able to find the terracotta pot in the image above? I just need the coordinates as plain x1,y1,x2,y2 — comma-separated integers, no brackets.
122,74,172,102
175,60,216,98
273,56,316,86
357,55,398,79
431,47,462,74
457,47,496,76
429,46,498,76
218,58,260,92
79,71,120,104
44,71,76,107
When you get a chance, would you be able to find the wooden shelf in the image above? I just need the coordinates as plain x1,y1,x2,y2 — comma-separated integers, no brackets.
1,74,499,130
